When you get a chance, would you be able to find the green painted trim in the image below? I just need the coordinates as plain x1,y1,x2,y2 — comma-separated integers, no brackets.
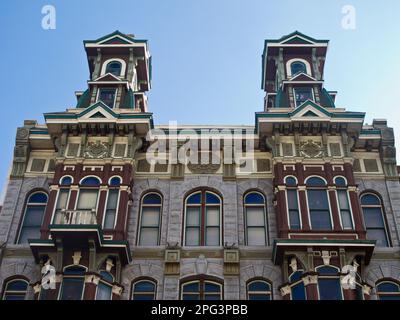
83,30,147,44
360,129,381,135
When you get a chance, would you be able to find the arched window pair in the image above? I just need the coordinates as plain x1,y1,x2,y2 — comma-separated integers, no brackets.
360,193,389,247
2,278,29,300
376,281,400,300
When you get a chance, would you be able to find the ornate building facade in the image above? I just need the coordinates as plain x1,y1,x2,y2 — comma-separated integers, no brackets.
1,30,400,300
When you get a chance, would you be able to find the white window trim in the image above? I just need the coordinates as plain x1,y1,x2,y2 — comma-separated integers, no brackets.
137,192,163,246
244,191,268,246
100,58,127,77
96,87,118,109
286,58,312,78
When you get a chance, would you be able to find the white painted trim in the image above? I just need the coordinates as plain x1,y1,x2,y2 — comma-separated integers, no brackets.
100,58,127,77
286,58,312,78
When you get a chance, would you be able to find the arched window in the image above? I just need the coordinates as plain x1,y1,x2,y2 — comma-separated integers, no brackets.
2,278,28,300
17,192,48,244
316,266,342,300
305,177,332,230
247,279,272,300
96,271,114,300
334,177,353,230
181,278,223,300
60,176,73,185
376,281,400,300
103,177,122,229
360,193,389,247
132,279,157,300
138,193,162,245
285,176,301,230
290,61,307,76
244,192,267,245
184,190,222,246
105,61,122,76
75,177,100,224
289,271,306,300
59,266,86,300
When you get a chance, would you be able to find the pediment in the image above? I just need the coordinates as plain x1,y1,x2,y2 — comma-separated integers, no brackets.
77,102,117,121
290,73,317,82
93,73,122,82
291,100,331,120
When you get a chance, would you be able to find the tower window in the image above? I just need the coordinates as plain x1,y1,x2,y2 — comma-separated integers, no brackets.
98,88,117,108
290,61,307,77
105,61,122,76
294,87,314,107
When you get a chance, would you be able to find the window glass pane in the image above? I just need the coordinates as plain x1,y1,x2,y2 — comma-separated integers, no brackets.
292,283,306,300
185,227,200,246
366,229,388,247
206,192,220,204
139,228,159,246
337,191,350,210
96,282,112,300
294,87,313,106
363,208,385,228
187,193,201,204
285,177,297,186
247,227,266,245
29,193,48,203
245,193,264,204
186,207,200,226
206,207,219,226
182,282,199,292
56,190,69,209
182,294,200,300
318,279,342,300
143,194,161,205
361,194,380,205
306,177,326,187
106,190,119,209
379,295,400,300
18,226,40,244
80,177,100,186
204,294,221,300
308,190,329,209
60,278,84,300
246,207,265,226
334,177,346,187
23,206,46,226
104,210,116,229
106,62,122,76
61,177,72,185
100,271,114,283
141,207,160,227
248,281,270,291
378,282,399,292
133,294,155,300
205,282,221,292
77,190,98,210
291,62,306,75
206,227,219,246
289,271,303,282
64,266,85,276
310,210,331,230
99,89,116,108
289,210,301,229
109,177,121,186
287,190,298,209
341,210,353,229
135,281,155,292
6,280,28,291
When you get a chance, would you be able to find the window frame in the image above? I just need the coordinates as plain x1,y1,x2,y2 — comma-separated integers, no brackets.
243,191,268,246
334,176,354,230
183,189,223,247
58,265,87,300
284,176,302,230
376,280,400,300
180,276,223,300
97,87,117,109
16,191,48,244
246,278,273,300
102,179,122,230
315,265,343,300
131,278,157,300
305,176,333,230
100,58,127,77
95,270,114,300
2,278,29,300
293,87,315,108
137,192,163,246
360,192,390,247
288,270,307,300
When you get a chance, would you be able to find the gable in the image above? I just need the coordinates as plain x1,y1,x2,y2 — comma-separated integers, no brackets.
282,36,314,45
290,73,317,82
101,36,132,45
291,100,332,120
77,102,118,121
94,73,122,82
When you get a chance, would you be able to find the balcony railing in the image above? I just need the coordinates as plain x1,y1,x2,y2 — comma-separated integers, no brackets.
53,209,97,225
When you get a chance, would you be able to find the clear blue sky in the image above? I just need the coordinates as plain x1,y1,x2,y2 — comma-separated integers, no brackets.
1,0,400,198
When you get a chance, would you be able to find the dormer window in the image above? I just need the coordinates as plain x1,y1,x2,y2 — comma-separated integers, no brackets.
294,87,314,107
291,62,307,77
105,61,122,76
98,88,116,108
